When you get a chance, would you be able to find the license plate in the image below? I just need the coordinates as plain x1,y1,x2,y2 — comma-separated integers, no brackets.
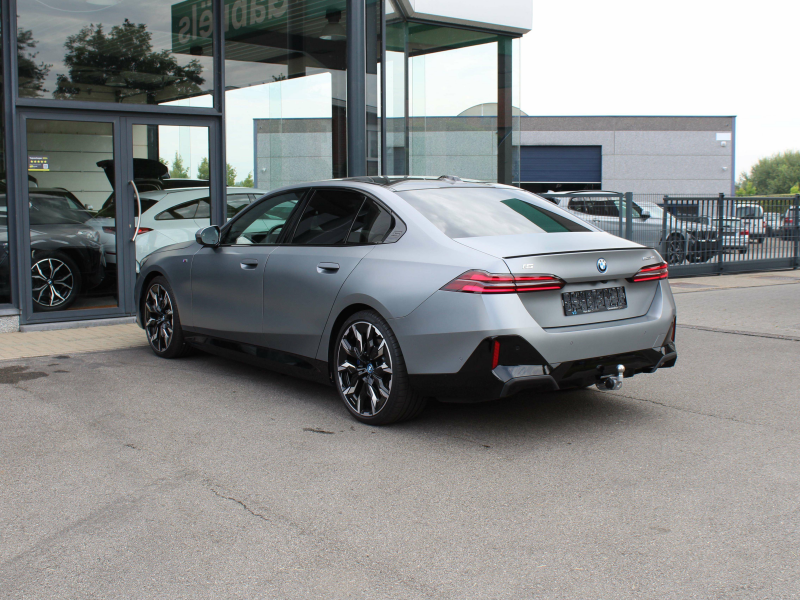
562,286,627,316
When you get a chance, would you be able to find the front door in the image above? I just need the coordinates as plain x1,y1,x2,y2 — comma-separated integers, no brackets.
190,189,307,344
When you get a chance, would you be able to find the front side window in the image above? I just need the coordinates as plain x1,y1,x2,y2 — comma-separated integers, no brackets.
290,189,365,245
400,187,590,239
226,195,251,219
222,191,305,245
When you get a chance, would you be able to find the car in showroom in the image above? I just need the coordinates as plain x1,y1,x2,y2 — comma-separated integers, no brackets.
88,186,266,270
544,191,717,265
1,191,105,311
134,177,678,425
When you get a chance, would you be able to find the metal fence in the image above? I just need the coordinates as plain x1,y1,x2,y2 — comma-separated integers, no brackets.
541,193,800,277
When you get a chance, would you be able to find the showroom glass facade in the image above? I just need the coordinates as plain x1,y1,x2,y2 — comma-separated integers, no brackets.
0,0,520,324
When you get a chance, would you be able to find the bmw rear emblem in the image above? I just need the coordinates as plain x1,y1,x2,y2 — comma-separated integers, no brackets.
597,258,608,273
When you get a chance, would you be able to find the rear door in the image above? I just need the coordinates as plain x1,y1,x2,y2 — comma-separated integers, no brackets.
261,188,383,358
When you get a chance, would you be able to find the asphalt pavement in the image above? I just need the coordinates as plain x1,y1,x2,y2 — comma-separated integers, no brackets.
1,277,799,599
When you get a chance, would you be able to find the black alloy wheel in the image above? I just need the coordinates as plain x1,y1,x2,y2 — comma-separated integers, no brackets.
31,253,80,311
143,276,191,358
335,310,426,425
664,234,686,265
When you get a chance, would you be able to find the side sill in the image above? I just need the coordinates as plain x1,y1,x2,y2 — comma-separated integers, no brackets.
183,330,331,386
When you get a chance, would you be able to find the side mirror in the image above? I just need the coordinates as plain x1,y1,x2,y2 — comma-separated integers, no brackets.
196,225,220,247
641,211,651,221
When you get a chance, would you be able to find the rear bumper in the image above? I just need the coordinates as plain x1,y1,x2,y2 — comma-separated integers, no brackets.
409,336,676,402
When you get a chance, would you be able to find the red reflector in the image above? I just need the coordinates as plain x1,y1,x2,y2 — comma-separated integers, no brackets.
491,339,501,369
136,227,152,235
441,270,565,294
631,261,668,282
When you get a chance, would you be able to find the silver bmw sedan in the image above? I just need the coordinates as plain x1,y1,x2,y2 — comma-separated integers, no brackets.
135,176,677,425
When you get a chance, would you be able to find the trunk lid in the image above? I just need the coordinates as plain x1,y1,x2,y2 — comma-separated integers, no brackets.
455,233,663,328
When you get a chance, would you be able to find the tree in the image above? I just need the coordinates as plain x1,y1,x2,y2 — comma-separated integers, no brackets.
198,157,209,180
54,19,205,103
17,28,51,98
736,151,800,195
236,172,254,188
169,153,189,179
197,157,237,186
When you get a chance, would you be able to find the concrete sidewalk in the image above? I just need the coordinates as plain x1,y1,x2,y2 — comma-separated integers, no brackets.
0,270,798,362
0,323,146,361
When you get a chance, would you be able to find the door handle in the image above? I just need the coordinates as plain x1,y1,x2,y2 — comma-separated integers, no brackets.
129,180,142,242
240,259,259,270
317,262,340,273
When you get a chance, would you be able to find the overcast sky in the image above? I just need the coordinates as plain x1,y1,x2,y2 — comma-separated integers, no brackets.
519,0,800,178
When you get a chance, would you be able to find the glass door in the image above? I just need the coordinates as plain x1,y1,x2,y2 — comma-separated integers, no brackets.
21,114,124,321
19,112,218,324
118,118,216,299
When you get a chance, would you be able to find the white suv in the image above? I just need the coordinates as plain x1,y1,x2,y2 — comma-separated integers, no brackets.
734,203,765,243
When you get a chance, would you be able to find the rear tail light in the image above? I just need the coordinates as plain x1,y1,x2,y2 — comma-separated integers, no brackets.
102,226,151,235
441,270,565,294
631,261,668,282
741,229,749,235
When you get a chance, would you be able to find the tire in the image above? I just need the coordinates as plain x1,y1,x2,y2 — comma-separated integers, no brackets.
143,276,192,359
334,309,427,425
664,234,686,265
31,252,81,311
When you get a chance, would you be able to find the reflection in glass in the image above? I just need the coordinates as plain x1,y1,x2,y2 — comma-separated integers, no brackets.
17,0,214,104
224,0,348,192
26,120,116,312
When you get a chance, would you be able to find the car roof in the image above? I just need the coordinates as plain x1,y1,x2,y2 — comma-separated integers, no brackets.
337,175,496,192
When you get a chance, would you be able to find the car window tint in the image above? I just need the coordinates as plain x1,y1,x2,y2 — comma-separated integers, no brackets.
399,187,589,238
155,199,198,220
347,199,393,244
290,189,365,245
195,198,211,219
222,190,304,245
226,195,251,219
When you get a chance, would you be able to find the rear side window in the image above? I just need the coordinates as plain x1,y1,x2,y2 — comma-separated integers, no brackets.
347,199,393,244
155,200,198,220
226,194,251,219
400,187,589,238
290,189,364,245
736,206,762,219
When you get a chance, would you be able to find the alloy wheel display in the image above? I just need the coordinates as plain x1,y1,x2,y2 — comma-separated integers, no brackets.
31,257,74,308
337,321,393,417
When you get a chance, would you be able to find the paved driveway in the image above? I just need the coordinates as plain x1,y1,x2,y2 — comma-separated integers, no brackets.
1,278,798,599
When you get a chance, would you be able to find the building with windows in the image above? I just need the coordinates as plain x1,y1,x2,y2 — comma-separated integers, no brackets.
0,0,530,332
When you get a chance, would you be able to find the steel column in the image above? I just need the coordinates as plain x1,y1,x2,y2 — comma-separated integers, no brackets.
347,0,367,176
497,36,513,185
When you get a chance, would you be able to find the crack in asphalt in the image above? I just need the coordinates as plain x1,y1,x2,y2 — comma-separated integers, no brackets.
612,390,768,429
678,323,800,342
208,487,275,525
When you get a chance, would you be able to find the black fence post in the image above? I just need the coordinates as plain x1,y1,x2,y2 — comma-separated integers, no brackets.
661,196,668,257
717,193,725,274
617,194,623,237
625,192,633,240
794,194,800,269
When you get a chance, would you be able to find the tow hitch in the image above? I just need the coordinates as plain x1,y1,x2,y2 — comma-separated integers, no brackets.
596,364,625,391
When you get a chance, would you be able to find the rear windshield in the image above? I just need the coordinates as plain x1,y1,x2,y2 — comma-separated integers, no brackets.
736,206,762,219
398,187,590,238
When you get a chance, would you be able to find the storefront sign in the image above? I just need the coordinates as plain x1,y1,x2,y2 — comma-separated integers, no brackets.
171,0,288,54
28,156,49,172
